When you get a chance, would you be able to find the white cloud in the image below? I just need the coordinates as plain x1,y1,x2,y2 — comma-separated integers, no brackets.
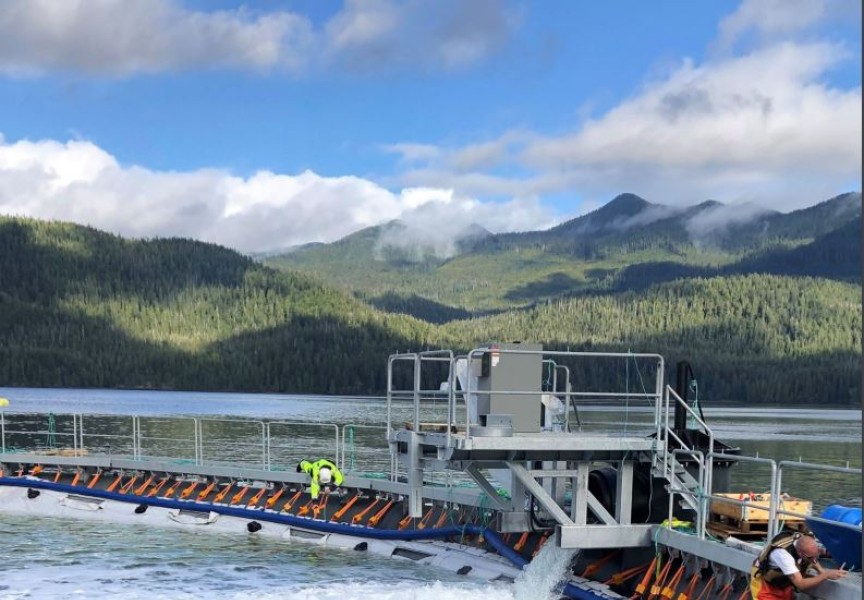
0,135,556,253
378,3,860,214
529,43,860,176
325,0,518,72
0,0,518,77
375,191,554,259
684,202,773,246
394,41,859,212
382,143,442,164
716,0,826,51
0,0,314,76
714,0,860,52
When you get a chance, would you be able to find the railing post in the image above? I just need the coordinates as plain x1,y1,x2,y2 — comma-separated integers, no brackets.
340,425,346,473
446,355,455,447
260,422,267,471
333,424,340,470
72,414,78,456
413,354,421,433
265,423,271,472
386,355,395,440
193,418,201,465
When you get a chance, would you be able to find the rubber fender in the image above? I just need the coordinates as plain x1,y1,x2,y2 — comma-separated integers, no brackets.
247,521,262,533
3,477,607,600
27,488,40,499
134,504,148,514
1,477,519,556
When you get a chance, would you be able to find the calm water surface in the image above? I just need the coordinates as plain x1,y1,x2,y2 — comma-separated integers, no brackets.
0,388,860,600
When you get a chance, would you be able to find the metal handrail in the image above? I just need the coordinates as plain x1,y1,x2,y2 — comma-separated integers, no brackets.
667,449,705,538
707,453,779,539
663,386,715,501
776,459,862,536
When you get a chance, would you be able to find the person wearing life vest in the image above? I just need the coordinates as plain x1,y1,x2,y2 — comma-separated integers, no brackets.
750,531,846,600
296,459,343,499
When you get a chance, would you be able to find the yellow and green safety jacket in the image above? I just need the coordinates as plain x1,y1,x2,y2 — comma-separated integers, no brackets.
297,459,343,499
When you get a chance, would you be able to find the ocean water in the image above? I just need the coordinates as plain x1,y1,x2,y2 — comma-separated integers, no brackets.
0,388,860,600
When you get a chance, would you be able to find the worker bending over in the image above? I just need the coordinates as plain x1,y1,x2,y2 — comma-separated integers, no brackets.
296,459,343,499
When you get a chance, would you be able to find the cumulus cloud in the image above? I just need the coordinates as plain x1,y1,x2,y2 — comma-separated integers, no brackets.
0,0,518,77
715,0,827,51
389,41,860,212
377,1,860,215
0,136,555,253
715,0,860,52
523,42,860,174
325,0,518,71
0,0,314,76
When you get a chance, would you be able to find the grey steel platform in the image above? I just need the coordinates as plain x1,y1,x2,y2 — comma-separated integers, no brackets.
398,430,655,460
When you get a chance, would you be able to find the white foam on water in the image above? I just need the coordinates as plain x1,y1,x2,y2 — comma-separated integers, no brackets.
510,533,577,600
0,576,512,600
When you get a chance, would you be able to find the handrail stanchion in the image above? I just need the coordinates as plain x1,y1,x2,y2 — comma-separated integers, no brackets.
446,355,456,447
413,354,421,433
260,421,267,471
134,416,140,460
340,425,345,473
72,414,79,457
78,414,85,457
386,355,395,440
194,418,201,465
333,423,339,470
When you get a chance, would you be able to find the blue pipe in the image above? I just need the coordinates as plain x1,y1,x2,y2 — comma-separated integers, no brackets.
1,477,597,599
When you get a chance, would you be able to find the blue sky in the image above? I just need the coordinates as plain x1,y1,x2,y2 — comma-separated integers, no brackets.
0,0,860,253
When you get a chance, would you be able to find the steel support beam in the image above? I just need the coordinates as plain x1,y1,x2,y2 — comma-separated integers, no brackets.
558,524,652,548
509,462,574,526
465,463,512,511
616,461,633,525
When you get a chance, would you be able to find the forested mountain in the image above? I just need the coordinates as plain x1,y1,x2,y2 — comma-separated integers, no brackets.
265,192,861,317
0,217,435,393
0,214,860,404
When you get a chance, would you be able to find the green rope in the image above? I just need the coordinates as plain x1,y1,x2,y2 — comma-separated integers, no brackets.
688,378,700,430
46,413,56,449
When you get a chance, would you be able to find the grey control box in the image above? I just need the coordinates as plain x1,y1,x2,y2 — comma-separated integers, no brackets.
474,342,543,433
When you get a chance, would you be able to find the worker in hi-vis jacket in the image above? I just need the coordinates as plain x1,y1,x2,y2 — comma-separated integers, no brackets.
296,459,343,499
